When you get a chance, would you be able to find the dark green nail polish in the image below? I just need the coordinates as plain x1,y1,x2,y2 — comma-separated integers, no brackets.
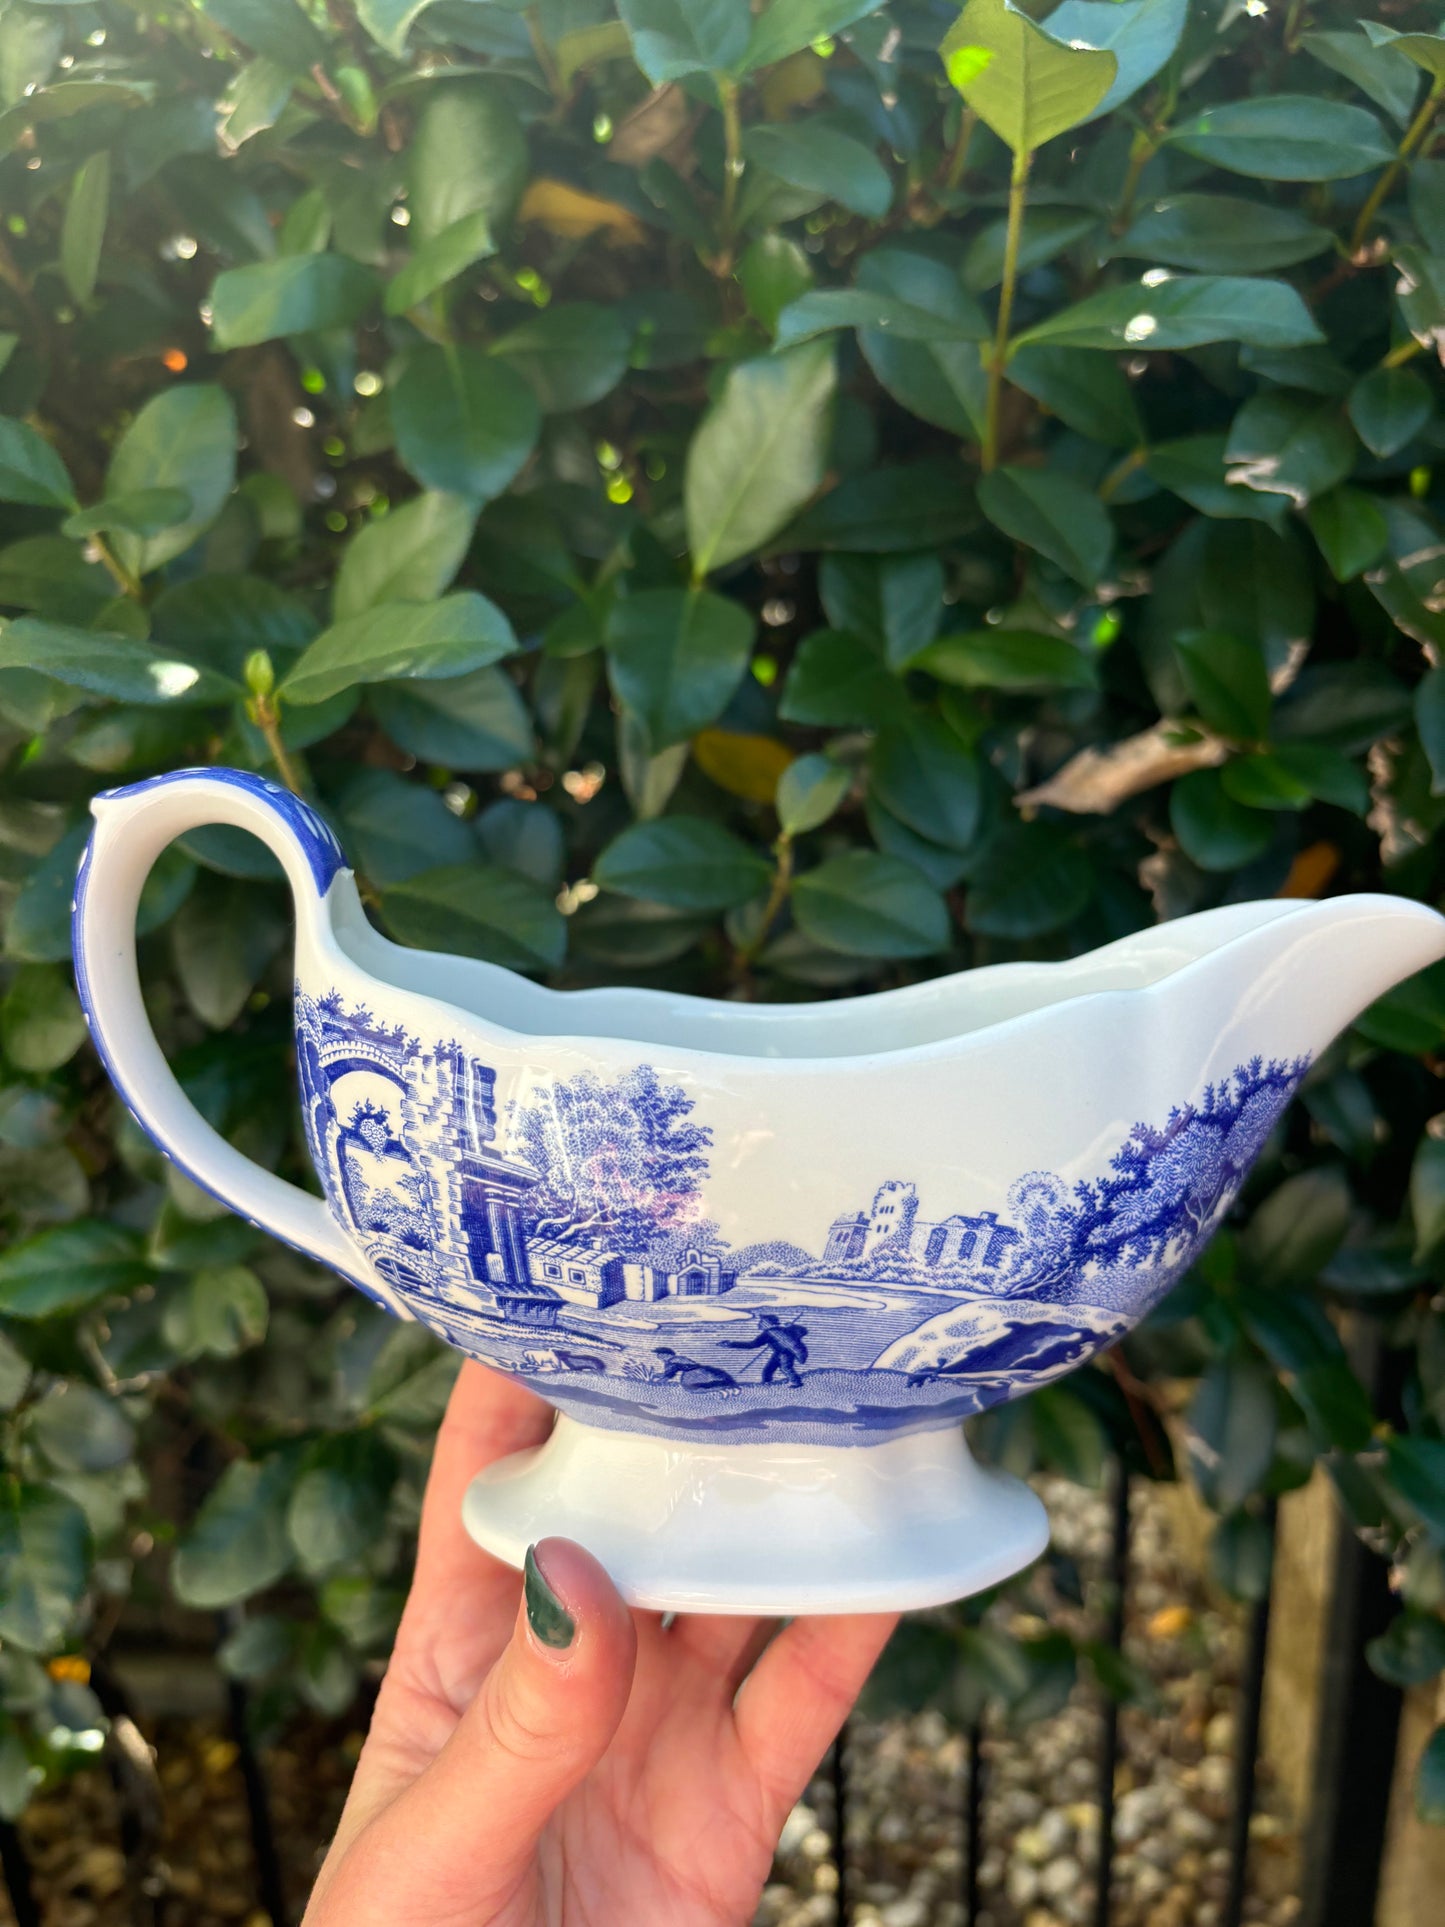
524,1545,576,1649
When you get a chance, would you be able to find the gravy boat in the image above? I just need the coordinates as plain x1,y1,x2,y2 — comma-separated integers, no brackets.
72,768,1445,1612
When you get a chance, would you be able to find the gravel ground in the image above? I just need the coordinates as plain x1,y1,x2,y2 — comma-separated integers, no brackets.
1,1476,1300,1926
758,1476,1301,1927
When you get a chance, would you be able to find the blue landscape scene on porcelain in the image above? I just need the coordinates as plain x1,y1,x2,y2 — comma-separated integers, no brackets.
295,986,1307,1447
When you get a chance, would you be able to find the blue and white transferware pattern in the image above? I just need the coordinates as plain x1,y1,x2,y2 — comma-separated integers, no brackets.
70,767,1445,1610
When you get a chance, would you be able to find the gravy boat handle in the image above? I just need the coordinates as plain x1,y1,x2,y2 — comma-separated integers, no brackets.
70,768,403,1312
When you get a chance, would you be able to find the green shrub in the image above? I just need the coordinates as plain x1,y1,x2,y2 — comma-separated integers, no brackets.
2,0,1445,1826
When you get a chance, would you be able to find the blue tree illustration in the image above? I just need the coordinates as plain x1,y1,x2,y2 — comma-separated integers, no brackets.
512,1065,713,1255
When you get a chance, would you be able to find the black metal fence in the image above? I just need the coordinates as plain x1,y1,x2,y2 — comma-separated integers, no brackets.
0,1455,1409,1927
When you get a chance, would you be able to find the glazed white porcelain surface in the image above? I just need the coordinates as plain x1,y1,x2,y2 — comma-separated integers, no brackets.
70,768,1445,1611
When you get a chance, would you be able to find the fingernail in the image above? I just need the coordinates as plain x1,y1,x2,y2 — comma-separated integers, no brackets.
524,1544,576,1650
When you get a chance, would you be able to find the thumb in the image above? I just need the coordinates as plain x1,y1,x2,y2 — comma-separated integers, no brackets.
387,1539,636,1905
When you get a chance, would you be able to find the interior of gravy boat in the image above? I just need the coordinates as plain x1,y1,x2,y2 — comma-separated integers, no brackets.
325,893,1310,1063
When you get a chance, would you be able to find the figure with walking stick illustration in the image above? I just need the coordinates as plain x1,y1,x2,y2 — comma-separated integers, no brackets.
719,1310,810,1389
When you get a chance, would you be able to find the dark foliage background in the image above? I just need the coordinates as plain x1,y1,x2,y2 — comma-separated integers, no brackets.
1,0,1445,1831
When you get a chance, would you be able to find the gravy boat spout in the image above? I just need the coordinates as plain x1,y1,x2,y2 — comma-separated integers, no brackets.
72,771,1445,1613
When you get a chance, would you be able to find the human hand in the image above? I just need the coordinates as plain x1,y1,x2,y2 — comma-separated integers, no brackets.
304,1362,898,1926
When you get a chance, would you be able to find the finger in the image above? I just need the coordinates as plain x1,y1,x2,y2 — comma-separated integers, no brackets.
732,1613,898,1813
665,1613,779,1697
354,1539,637,1916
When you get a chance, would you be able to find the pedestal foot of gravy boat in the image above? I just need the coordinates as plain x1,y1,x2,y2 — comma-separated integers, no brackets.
462,1417,1050,1615
72,769,1445,1617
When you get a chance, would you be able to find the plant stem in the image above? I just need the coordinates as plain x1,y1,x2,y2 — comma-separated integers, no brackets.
90,534,142,600
942,106,977,194
1350,77,1445,257
1100,446,1147,503
1112,127,1159,238
1383,336,1426,369
249,694,304,796
982,146,1030,474
718,78,744,242
1282,0,1309,53
738,834,794,967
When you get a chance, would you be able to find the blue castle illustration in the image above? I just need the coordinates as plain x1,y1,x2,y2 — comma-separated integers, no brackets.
295,992,735,1333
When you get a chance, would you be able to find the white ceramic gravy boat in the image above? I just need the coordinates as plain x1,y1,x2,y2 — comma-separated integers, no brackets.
71,768,1445,1612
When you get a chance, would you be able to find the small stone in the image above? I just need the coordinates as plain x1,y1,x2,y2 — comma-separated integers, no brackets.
778,1804,816,1856
1008,1863,1041,1908
879,1898,929,1927
1040,1856,1082,1902
1204,1711,1235,1754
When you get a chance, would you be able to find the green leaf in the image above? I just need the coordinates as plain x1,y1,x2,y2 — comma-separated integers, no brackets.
685,341,835,575
778,627,907,726
172,1455,296,1609
1386,1435,1445,1537
1242,1167,1351,1284
205,0,327,74
617,0,751,85
384,208,495,316
1209,1508,1274,1604
210,252,376,349
964,824,1093,938
0,620,238,704
1417,666,1445,796
1113,193,1334,274
1305,487,1389,583
737,233,814,334
30,1384,134,1474
1367,1611,1445,1688
356,0,440,57
62,488,192,540
1,965,85,1073
1146,436,1285,525
742,122,893,220
740,0,886,73
491,303,634,414
334,768,476,885
1039,0,1187,121
774,287,980,349
1411,1133,1445,1263
1168,96,1395,182
607,587,754,750
1169,768,1272,872
792,849,950,957
910,629,1098,690
1418,1726,1445,1827
392,344,542,505
334,493,476,620
852,245,991,437
1221,746,1367,815
782,461,980,552
287,1433,396,1578
0,1221,150,1318
1348,364,1433,458
379,863,567,971
1013,276,1324,354
1363,21,1445,84
172,879,287,1030
1223,394,1356,509
0,416,75,510
407,82,526,242
60,149,108,306
978,465,1112,586
105,383,237,577
939,0,1117,157
1006,344,1143,445
280,591,516,705
777,752,850,835
1302,28,1421,127
963,207,1098,292
1187,1357,1277,1513
372,667,533,771
870,714,982,850
595,817,771,911
1175,632,1271,741
0,1485,89,1651
818,552,943,669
